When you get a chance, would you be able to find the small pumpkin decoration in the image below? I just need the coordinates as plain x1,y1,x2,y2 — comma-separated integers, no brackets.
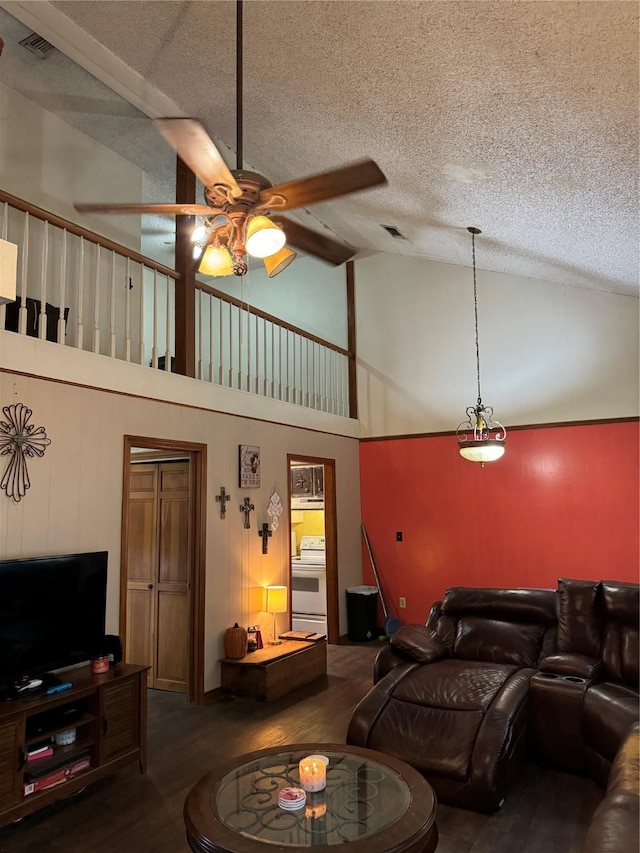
224,623,247,660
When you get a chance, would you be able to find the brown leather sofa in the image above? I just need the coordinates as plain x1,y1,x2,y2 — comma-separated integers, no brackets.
347,579,639,830
581,722,640,853
347,587,559,812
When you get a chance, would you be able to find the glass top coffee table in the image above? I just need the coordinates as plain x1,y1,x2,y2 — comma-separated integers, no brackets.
184,743,438,852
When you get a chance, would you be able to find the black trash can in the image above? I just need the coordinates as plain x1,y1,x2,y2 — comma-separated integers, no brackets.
346,585,379,642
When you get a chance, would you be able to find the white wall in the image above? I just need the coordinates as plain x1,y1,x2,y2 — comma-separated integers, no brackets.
0,335,362,692
355,254,640,437
0,81,142,250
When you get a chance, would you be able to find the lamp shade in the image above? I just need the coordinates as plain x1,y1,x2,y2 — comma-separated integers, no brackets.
458,440,506,464
0,239,18,305
265,585,288,613
198,245,234,277
245,216,286,258
263,245,297,278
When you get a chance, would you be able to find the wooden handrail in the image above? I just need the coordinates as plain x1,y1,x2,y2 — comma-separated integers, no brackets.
195,280,353,358
0,189,179,280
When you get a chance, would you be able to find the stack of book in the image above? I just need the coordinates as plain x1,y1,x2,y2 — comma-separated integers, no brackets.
279,631,326,642
23,748,91,797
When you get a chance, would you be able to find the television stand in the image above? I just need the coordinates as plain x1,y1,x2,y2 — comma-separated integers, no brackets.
0,673,62,703
0,662,148,826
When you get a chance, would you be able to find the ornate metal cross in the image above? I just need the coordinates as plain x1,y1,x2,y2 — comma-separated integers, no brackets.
239,496,255,529
215,486,231,519
258,523,272,554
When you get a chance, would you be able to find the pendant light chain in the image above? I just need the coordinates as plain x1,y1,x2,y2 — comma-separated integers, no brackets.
471,229,482,405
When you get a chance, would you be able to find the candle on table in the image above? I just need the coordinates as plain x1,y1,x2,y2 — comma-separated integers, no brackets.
298,757,326,792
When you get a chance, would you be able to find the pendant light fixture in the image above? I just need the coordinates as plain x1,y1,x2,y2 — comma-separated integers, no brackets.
456,227,506,466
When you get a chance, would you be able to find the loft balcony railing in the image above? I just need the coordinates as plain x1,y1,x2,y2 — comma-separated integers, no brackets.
0,190,355,417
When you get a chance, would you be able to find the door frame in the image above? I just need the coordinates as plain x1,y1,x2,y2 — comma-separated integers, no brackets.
287,454,339,644
120,435,207,704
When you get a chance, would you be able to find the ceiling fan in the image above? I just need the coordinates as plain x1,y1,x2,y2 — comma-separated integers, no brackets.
74,1,387,279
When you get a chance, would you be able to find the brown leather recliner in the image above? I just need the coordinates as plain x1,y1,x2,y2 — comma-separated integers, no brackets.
583,581,640,786
581,721,640,853
347,587,558,812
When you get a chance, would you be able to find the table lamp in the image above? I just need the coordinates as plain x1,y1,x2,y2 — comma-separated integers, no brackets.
265,585,287,645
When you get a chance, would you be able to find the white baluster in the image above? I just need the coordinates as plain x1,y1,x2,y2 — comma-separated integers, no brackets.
228,302,233,387
151,269,158,368
57,229,67,345
208,292,214,383
218,299,224,385
109,250,116,357
270,322,275,398
93,244,101,353
76,237,84,348
138,265,145,365
197,288,203,379
285,329,290,402
124,258,131,362
164,275,171,371
278,326,283,400
0,203,7,330
262,317,267,396
38,222,48,340
19,213,29,335
238,304,243,390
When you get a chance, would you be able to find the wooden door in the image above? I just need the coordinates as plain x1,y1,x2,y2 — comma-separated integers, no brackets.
125,460,192,692
125,464,157,682
155,462,191,692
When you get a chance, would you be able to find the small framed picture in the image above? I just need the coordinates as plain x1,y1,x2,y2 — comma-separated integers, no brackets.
239,445,261,488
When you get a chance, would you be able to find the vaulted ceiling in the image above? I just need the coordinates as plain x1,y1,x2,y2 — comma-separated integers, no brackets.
1,0,638,295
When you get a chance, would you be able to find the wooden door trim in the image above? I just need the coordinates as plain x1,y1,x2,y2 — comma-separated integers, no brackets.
121,435,207,704
287,454,339,645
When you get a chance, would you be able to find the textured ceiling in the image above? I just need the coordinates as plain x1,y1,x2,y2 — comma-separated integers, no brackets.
1,1,638,295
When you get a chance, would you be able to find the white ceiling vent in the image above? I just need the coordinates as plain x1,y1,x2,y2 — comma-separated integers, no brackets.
19,32,56,60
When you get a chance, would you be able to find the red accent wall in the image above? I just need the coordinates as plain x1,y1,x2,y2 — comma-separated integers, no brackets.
359,421,639,625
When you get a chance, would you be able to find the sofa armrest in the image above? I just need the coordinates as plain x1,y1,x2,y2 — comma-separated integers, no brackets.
539,653,602,680
390,624,449,663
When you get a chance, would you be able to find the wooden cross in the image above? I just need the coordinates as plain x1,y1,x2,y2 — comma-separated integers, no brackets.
239,496,255,529
258,523,272,554
215,486,231,519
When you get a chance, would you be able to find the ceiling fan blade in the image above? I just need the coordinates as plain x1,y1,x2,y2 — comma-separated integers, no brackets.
74,203,216,216
261,159,386,212
155,118,242,198
271,216,356,266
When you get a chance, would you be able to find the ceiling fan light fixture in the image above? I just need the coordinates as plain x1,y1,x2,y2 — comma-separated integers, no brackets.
245,215,286,258
263,246,297,278
199,245,234,277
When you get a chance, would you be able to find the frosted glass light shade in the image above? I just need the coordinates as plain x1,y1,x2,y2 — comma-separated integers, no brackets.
263,246,297,277
265,585,288,613
0,239,18,304
245,216,286,258
199,245,233,277
458,440,506,463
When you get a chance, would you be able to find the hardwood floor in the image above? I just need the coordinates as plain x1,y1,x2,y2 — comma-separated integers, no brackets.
0,642,602,853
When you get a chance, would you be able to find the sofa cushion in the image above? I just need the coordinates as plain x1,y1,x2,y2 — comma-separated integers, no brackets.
584,683,640,763
441,587,558,623
557,578,602,657
454,617,546,668
601,582,640,686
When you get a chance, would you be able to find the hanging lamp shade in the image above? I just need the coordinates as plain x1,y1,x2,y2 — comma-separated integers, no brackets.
199,245,234,277
263,246,297,278
245,216,286,258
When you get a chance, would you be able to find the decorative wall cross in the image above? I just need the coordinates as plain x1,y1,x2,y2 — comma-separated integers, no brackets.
239,496,255,529
215,486,231,519
0,403,51,503
258,523,272,554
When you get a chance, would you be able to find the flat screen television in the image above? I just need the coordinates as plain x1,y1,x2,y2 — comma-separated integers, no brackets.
0,551,108,694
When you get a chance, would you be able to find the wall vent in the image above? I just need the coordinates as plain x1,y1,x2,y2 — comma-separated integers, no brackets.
19,32,56,60
381,225,407,240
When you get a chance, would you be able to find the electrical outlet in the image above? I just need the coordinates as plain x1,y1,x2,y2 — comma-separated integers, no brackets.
399,596,407,609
